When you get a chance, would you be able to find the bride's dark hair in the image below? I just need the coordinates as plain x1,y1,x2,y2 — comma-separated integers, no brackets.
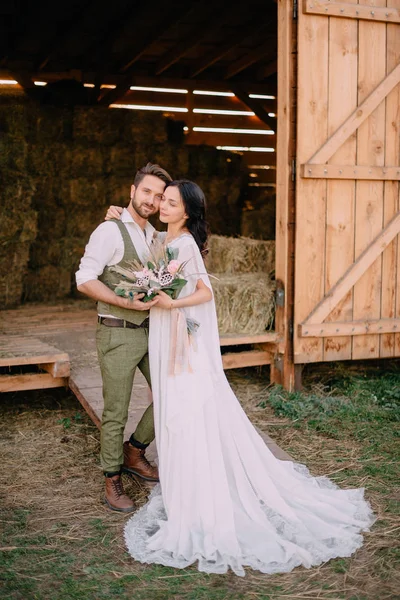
165,179,210,255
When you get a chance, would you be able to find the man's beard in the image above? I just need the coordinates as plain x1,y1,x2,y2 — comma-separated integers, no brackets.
131,193,156,219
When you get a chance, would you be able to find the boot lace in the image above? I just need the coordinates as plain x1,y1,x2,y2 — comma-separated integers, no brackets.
111,477,125,498
139,450,157,473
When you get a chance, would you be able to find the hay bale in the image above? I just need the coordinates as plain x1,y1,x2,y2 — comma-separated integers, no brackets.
24,265,71,302
0,135,28,171
212,273,275,335
121,112,168,145
206,235,275,276
108,145,137,177
0,241,31,307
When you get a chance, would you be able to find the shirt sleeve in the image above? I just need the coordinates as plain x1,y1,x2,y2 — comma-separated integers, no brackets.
75,222,122,287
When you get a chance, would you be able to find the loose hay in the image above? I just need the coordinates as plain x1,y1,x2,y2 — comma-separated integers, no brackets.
212,273,275,334
207,234,275,275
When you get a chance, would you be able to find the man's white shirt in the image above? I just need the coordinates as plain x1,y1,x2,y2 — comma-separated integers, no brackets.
75,208,156,317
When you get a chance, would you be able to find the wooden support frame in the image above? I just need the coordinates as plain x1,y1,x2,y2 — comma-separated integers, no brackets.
230,85,277,130
219,332,279,346
302,164,400,180
0,374,68,393
302,211,400,325
222,350,272,370
303,0,400,23
304,62,400,165
300,319,400,337
38,361,70,378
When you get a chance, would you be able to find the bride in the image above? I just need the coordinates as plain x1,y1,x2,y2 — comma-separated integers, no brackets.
108,179,374,576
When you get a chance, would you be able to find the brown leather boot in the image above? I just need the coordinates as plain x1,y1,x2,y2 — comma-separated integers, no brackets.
104,475,135,513
122,441,159,482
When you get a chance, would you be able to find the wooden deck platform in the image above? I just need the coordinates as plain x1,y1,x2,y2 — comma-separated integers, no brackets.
0,300,291,462
0,336,70,392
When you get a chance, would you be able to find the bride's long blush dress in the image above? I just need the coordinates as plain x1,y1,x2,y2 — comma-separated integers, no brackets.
124,234,375,576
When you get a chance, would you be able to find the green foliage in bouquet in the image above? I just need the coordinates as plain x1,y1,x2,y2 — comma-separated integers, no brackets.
111,237,188,303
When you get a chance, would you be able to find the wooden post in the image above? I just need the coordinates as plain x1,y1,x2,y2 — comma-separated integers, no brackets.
273,0,297,390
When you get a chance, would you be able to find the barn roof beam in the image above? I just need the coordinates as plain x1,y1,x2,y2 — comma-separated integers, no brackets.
36,1,96,71
230,84,276,130
98,2,191,105
256,59,278,80
188,21,267,78
118,2,191,73
0,69,277,97
224,41,274,79
155,3,228,76
12,71,35,90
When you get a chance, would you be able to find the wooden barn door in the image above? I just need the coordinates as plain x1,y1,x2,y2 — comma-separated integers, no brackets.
294,0,400,364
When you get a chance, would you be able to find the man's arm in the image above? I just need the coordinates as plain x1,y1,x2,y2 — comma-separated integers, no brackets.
77,279,158,311
75,221,158,310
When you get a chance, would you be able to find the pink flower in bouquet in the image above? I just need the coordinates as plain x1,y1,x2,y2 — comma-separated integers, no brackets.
167,260,180,274
134,267,151,279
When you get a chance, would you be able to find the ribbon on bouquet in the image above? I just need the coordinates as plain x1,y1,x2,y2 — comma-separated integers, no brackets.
168,308,193,377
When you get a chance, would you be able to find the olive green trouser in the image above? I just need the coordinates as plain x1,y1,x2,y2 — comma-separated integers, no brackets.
96,323,155,473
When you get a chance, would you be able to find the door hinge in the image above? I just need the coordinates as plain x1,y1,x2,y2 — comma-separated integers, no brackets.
288,319,294,337
275,286,285,307
293,0,298,20
291,159,296,181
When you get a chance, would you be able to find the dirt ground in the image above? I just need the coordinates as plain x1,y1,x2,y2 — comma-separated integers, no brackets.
0,363,399,600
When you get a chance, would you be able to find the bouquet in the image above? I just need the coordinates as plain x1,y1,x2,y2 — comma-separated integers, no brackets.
111,237,188,303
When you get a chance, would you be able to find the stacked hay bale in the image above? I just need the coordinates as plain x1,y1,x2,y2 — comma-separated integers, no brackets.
0,101,38,307
0,92,247,307
206,235,275,335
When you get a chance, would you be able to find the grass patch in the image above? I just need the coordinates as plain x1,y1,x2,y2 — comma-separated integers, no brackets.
0,362,399,599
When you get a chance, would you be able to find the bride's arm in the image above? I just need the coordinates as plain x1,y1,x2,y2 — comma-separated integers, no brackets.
105,205,123,220
156,280,212,310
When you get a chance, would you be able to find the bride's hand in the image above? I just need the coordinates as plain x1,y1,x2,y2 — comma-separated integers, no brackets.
105,205,123,220
155,290,175,310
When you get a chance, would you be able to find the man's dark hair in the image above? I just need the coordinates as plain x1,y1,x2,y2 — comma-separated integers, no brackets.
134,163,172,187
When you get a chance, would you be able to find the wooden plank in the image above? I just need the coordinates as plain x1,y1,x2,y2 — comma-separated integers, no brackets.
303,0,400,23
38,361,70,378
0,337,69,367
300,318,400,337
307,62,400,165
302,164,400,179
324,0,358,362
294,4,329,363
382,1,400,358
352,0,386,361
272,0,296,388
303,212,400,325
69,378,101,429
219,332,279,346
222,350,271,370
0,374,68,393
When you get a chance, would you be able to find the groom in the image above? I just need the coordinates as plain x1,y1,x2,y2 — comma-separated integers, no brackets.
76,162,172,512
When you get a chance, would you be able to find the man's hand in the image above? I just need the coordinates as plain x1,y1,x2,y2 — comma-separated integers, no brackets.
105,205,123,221
122,294,159,311
77,280,159,310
